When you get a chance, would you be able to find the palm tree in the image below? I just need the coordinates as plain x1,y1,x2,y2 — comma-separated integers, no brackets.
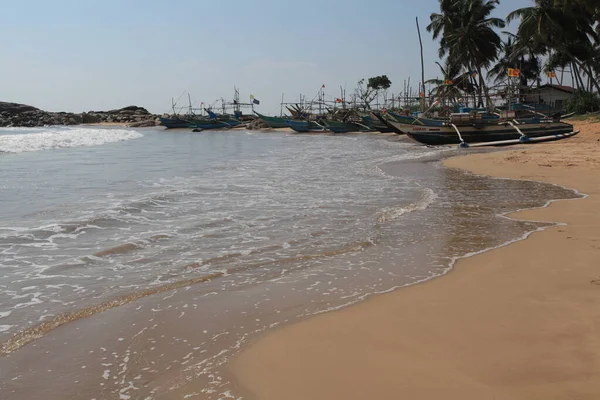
489,33,542,88
427,0,505,107
508,0,600,93
426,60,477,106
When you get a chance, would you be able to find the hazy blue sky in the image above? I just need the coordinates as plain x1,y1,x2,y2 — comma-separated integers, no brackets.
1,0,528,114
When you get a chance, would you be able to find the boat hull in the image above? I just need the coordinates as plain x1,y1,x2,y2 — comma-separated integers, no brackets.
188,120,239,130
406,121,574,145
255,112,289,129
160,117,190,129
322,120,363,133
285,120,326,133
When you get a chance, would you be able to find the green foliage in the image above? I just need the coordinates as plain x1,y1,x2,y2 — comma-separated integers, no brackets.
564,90,600,114
367,75,392,91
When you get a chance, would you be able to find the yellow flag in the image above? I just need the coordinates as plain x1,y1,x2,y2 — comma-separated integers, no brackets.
508,68,521,77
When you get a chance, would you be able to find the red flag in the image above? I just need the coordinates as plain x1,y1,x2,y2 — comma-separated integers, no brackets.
335,98,342,103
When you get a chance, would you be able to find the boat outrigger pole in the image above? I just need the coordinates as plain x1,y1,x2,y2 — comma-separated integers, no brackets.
505,120,529,142
450,124,468,148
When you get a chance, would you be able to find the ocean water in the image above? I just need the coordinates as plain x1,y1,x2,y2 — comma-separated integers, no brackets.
0,126,580,399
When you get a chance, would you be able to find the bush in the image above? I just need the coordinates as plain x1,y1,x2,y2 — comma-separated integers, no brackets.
565,90,600,114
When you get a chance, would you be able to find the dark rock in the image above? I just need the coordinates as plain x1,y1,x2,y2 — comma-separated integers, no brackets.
128,120,157,128
0,101,158,127
81,113,102,124
0,102,40,114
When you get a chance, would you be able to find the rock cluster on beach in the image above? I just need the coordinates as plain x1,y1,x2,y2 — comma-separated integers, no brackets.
0,102,160,128
81,106,160,127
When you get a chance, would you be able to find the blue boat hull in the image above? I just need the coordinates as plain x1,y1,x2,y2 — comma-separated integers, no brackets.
160,117,190,129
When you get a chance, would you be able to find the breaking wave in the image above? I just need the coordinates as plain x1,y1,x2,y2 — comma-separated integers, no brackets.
0,127,143,153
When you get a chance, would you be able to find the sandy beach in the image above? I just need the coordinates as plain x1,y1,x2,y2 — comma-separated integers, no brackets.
231,119,600,399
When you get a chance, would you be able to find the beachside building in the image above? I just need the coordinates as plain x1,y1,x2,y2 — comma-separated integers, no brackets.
524,84,576,110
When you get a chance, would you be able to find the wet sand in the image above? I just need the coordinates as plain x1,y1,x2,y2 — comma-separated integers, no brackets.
231,120,600,399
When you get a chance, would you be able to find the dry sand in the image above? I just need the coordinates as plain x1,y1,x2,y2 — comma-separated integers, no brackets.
231,120,600,399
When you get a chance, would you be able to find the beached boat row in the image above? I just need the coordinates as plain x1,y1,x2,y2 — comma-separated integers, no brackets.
253,107,578,147
374,109,578,147
254,112,400,134
160,105,578,148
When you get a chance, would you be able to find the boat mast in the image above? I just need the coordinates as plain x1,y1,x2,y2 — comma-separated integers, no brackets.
416,17,426,112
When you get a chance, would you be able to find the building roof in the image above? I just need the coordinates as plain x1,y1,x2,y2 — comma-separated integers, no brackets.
530,84,576,94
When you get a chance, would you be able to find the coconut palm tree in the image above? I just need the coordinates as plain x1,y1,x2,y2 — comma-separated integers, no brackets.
426,59,477,106
489,33,542,88
427,0,505,107
508,0,600,92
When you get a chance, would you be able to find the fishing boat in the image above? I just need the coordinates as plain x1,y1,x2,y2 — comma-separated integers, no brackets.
285,119,326,133
360,114,397,134
188,119,241,130
254,112,290,129
386,111,446,127
160,116,192,129
406,116,577,146
321,120,367,134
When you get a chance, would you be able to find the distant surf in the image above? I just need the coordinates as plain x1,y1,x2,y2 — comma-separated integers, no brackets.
0,126,143,153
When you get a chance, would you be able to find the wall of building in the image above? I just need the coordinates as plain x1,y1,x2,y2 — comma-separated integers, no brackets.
525,88,573,109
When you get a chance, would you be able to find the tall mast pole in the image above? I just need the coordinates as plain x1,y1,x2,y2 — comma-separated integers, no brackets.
416,17,426,112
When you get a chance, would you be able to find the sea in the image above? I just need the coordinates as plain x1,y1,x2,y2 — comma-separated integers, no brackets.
0,125,580,399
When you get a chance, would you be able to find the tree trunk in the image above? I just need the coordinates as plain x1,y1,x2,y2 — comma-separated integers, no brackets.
572,63,585,91
476,65,491,109
582,63,600,93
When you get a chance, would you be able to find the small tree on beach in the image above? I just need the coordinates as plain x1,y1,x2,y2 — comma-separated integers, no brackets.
356,75,392,110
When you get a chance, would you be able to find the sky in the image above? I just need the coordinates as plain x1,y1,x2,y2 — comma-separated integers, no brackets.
0,0,529,115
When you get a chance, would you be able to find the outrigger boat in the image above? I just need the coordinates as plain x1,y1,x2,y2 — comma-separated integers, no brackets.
254,112,290,129
285,119,327,133
321,119,369,133
404,112,578,147
160,116,192,129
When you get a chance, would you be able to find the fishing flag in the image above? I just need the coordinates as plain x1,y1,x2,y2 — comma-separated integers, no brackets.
547,71,556,78
250,94,255,100
508,68,521,77
252,98,260,105
322,84,326,88
335,98,343,103
420,92,425,98
444,79,453,85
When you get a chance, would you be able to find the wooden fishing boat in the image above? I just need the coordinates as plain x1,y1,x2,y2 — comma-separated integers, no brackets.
187,119,240,130
386,111,446,127
406,119,575,146
371,112,406,135
254,112,290,129
160,117,191,129
360,114,397,133
321,120,366,134
285,119,326,133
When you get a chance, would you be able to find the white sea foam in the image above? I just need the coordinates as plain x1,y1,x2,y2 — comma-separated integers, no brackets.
377,188,438,223
0,127,143,153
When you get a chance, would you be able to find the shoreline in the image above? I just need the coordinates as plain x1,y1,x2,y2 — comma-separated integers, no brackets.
230,120,600,399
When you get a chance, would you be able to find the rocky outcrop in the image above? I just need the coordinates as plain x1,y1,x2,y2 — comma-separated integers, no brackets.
0,102,160,127
0,102,84,127
81,106,159,126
